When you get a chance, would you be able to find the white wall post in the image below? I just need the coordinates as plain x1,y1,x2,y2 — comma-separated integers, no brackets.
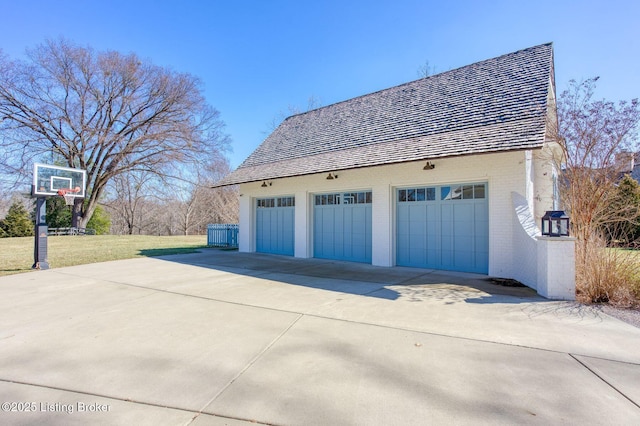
294,190,310,258
372,184,393,267
238,193,253,253
536,236,576,300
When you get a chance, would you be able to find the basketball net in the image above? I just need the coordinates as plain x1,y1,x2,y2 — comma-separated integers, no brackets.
57,187,81,206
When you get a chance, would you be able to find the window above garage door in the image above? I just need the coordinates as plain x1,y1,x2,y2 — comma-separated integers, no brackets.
315,191,372,205
257,196,295,208
398,184,486,203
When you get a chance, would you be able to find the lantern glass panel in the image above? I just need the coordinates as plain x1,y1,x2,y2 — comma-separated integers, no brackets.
541,210,570,237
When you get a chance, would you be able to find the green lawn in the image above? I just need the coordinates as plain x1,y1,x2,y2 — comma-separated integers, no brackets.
0,235,209,277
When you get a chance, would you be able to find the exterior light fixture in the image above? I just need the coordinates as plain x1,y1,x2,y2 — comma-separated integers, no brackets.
261,181,272,187
326,173,338,180
541,210,570,237
423,161,435,170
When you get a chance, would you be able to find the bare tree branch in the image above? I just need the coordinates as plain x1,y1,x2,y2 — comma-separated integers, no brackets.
0,39,230,228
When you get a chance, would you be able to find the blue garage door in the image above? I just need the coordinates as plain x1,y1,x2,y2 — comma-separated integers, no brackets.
314,192,372,263
256,196,295,256
397,183,488,273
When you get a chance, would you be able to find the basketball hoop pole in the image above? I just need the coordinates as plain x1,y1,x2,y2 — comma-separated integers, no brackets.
33,197,50,270
31,163,86,270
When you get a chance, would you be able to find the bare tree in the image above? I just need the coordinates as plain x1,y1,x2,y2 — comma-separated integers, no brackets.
105,169,158,235
264,95,323,133
417,60,437,78
554,77,640,305
169,157,239,235
556,78,640,244
103,156,238,235
0,39,229,228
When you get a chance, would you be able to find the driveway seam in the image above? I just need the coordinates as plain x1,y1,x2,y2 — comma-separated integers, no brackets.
569,354,640,410
205,314,303,405
192,313,304,422
0,378,273,425
48,270,640,366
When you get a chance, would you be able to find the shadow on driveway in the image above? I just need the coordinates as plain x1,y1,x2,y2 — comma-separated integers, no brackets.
148,248,540,304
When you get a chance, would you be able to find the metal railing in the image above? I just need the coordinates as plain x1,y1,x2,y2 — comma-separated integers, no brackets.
207,224,239,247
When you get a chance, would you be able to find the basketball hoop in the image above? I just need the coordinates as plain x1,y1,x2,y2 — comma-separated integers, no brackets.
57,187,81,206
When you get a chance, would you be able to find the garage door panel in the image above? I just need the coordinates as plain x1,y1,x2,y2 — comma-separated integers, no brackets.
455,251,474,271
475,250,489,269
454,235,473,250
426,249,440,266
281,208,295,254
441,250,454,267
314,192,372,263
397,183,488,273
474,204,489,222
256,197,295,256
475,236,489,251
409,235,426,250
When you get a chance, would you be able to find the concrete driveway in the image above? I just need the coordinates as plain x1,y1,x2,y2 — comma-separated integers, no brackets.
1,249,639,425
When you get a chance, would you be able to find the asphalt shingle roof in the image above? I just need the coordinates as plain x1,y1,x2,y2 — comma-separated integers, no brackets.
215,43,554,187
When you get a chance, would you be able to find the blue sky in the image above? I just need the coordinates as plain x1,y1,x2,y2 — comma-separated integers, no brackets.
1,0,638,168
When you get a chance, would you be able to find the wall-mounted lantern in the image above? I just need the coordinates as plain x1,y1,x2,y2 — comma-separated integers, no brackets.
326,173,338,180
423,161,435,170
541,210,570,237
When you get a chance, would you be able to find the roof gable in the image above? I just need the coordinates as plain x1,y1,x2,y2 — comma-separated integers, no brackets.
217,43,554,186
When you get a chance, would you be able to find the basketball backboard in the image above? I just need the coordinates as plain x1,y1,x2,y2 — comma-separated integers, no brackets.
32,163,86,198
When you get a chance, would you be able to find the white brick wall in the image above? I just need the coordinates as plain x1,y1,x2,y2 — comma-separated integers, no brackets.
537,237,576,300
511,192,540,289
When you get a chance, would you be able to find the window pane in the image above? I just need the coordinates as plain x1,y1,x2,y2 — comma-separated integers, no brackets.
399,189,406,202
426,188,435,201
366,192,372,203
462,185,473,199
474,185,485,199
450,186,462,200
357,192,365,204
279,197,293,207
416,188,425,201
407,189,416,202
441,186,450,200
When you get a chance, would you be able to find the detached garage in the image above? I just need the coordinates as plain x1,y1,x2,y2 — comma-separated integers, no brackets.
214,43,576,298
